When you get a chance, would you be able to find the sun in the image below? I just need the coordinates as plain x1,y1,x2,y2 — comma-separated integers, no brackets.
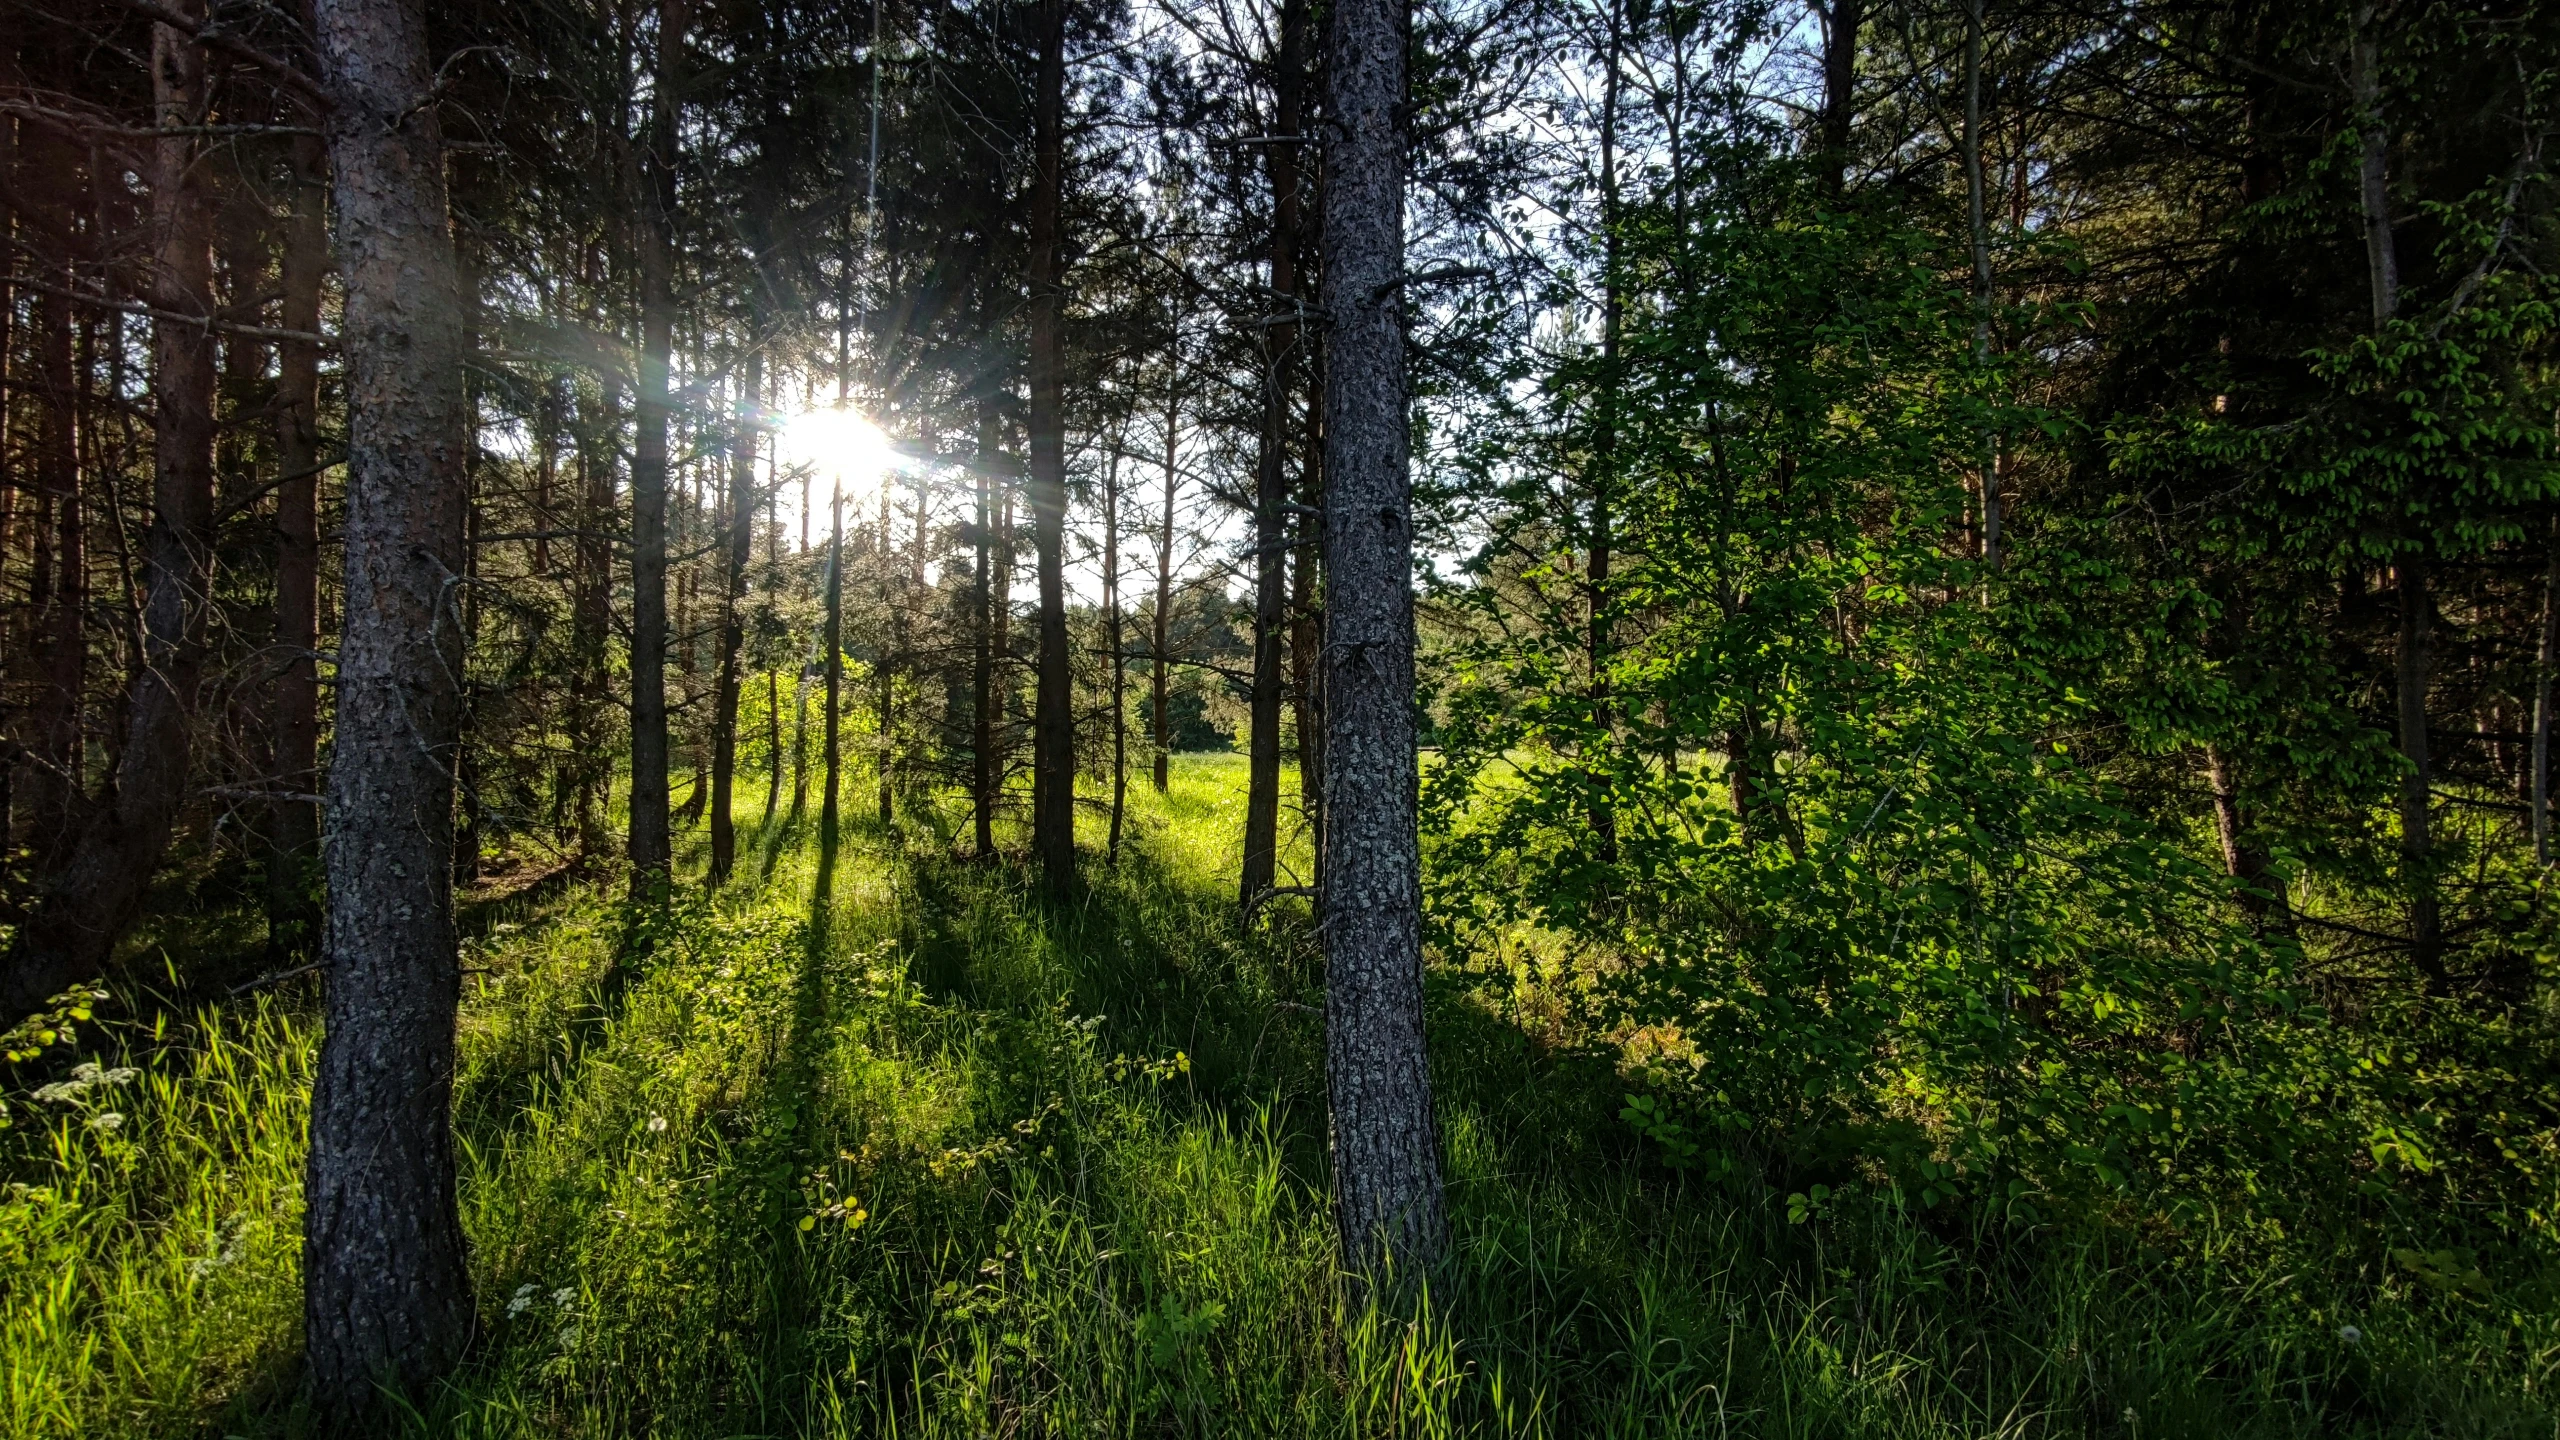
777,405,900,497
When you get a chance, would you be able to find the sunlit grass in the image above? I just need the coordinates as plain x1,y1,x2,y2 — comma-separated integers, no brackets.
0,757,2551,1436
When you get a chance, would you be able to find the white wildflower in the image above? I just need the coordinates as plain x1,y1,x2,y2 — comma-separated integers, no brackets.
647,1114,669,1133
2338,1324,2363,1345
87,1112,126,1132
551,1288,575,1307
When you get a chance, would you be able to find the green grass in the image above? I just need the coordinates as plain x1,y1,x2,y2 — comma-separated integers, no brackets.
1,756,2551,1436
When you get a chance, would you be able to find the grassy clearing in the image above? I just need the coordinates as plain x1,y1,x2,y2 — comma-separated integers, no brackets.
0,756,2550,1437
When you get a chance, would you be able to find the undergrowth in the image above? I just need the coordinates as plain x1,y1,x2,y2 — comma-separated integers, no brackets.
0,757,2550,1436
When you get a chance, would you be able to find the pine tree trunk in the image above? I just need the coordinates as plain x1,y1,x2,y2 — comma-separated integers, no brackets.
1155,343,1178,794
5,8,217,1015
1106,447,1126,861
1028,0,1074,894
973,398,999,855
2399,562,2443,992
1818,0,1862,194
627,0,689,898
710,348,759,882
301,0,474,1408
1964,0,1998,570
1320,0,1447,1272
18,186,83,901
819,483,845,894
2534,520,2556,866
1243,6,1309,907
1588,0,1622,866
573,373,621,861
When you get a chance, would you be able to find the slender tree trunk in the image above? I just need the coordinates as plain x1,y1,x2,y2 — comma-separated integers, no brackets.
2534,519,2556,866
1818,0,1862,194
1321,0,1447,1272
710,348,759,882
1964,0,1998,570
1294,332,1325,852
1588,0,1623,866
2352,10,2398,335
5,9,217,1013
302,0,474,1407
1243,0,1309,905
1106,446,1127,862
0,36,15,865
976,398,1000,854
627,0,689,898
1155,337,1178,794
1028,0,1074,893
20,197,82,887
2398,562,2443,991
2204,744,2284,923
573,373,620,861
818,483,845,895
877,484,894,828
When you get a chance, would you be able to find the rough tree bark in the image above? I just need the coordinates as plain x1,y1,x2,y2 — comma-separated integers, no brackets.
1320,0,1447,1273
1817,0,1862,195
4,6,218,1016
1028,0,1075,894
301,0,475,1409
267,125,328,961
1242,0,1309,906
628,0,689,898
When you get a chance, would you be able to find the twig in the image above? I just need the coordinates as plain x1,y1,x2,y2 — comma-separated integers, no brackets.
0,273,332,345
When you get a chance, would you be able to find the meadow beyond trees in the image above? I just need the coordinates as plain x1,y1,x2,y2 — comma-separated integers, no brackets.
0,0,2557,1433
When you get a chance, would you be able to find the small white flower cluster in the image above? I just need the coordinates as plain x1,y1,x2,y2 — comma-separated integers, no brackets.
33,1062,138,1106
506,1283,579,1319
647,1114,669,1133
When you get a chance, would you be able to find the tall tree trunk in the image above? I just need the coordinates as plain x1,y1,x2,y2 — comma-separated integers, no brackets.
2204,744,2285,924
818,482,845,895
2351,9,2398,334
1028,0,1074,894
1588,0,1623,866
5,8,217,1015
876,484,894,828
1817,0,1862,194
2354,15,2435,991
302,0,474,1408
267,127,327,962
1155,334,1178,794
21,254,83,882
1106,446,1126,861
976,398,1000,854
1964,0,1998,570
573,372,621,861
1294,330,1324,851
2534,519,2556,866
710,348,759,882
627,0,689,898
1242,0,1309,905
1320,0,1447,1272
2398,562,2443,991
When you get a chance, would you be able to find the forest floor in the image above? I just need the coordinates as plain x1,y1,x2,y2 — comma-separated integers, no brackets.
1,756,2549,1438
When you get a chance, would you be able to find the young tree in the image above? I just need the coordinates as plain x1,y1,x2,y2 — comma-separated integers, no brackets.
301,0,474,1407
628,0,690,899
1028,0,1075,893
